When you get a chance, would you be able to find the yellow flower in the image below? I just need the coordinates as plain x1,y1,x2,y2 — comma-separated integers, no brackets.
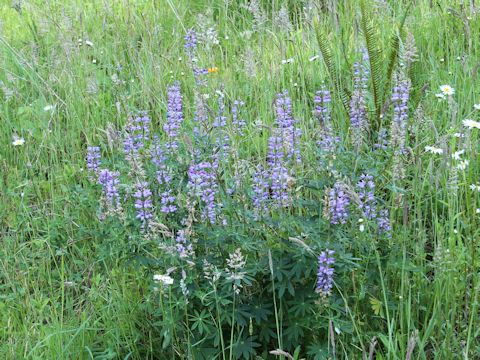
208,67,219,73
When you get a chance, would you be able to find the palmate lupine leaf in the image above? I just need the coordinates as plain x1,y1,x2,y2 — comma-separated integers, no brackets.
314,18,350,112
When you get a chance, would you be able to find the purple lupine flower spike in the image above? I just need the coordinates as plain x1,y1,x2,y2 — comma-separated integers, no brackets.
124,112,151,157
390,72,411,183
390,73,410,152
160,190,177,214
232,100,246,135
164,81,184,153
150,138,172,185
184,29,208,86
188,161,218,224
374,128,388,150
184,29,197,53
252,165,269,218
193,91,209,136
377,209,391,233
213,92,227,128
86,146,101,176
212,92,230,167
327,182,350,224
355,174,391,234
314,87,340,153
356,174,377,220
314,87,332,124
97,169,122,215
176,230,194,260
275,90,301,164
350,48,369,150
133,181,153,227
267,135,290,207
316,249,335,297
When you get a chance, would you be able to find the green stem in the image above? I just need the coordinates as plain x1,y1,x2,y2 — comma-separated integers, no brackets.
229,291,236,360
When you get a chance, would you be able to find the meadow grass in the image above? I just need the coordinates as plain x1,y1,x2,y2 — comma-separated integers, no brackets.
1,0,479,359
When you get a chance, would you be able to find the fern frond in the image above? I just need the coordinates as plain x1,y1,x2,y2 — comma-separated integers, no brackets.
314,18,350,112
385,2,413,108
360,0,384,124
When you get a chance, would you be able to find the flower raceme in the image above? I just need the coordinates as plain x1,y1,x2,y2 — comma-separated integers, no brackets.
164,82,184,153
325,182,350,225
133,181,153,227
316,250,335,297
86,146,101,175
98,169,121,209
188,161,218,224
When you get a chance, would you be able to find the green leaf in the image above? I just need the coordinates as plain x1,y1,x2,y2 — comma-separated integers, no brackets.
369,296,384,318
233,336,260,360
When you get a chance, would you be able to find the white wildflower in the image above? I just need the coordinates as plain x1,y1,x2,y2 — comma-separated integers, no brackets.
12,135,25,146
425,146,443,154
470,184,480,192
457,160,469,170
203,259,222,285
153,274,174,286
226,248,246,270
439,85,455,96
225,248,247,294
281,58,294,64
463,119,480,130
358,218,365,232
451,149,465,160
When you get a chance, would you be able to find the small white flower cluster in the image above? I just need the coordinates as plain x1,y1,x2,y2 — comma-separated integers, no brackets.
153,273,174,286
203,259,222,285
225,248,247,294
